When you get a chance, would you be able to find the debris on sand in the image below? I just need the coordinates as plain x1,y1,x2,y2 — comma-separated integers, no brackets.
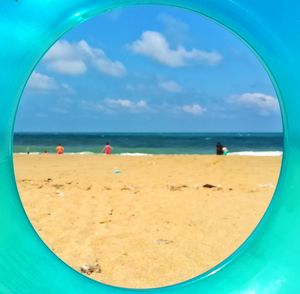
168,184,188,191
103,185,112,191
121,185,132,191
121,185,140,194
203,184,216,189
156,239,174,245
56,190,64,197
53,184,64,189
258,183,274,189
80,263,101,275
99,220,112,224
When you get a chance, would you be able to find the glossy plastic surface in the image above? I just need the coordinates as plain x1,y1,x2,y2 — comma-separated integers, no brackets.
0,1,298,293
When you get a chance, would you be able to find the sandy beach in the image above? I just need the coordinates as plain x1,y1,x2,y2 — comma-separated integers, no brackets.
14,154,281,288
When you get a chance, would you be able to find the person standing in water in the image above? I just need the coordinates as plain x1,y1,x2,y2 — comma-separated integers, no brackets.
216,142,224,155
102,142,112,155
56,144,64,155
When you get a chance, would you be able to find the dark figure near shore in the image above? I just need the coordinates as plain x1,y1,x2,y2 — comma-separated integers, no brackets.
216,142,224,155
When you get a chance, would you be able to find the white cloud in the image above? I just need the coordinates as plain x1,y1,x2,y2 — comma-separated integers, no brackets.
44,40,126,77
181,104,206,115
159,80,183,93
93,58,126,77
27,71,58,90
46,60,87,75
104,98,148,112
61,83,77,95
81,98,149,114
229,92,279,115
128,31,222,67
27,71,75,95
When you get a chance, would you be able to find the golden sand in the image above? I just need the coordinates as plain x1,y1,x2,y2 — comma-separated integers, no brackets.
14,154,281,288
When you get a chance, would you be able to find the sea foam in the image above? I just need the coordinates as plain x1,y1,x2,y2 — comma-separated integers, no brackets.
229,151,282,156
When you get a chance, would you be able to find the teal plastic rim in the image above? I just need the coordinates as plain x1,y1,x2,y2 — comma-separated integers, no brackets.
0,1,298,293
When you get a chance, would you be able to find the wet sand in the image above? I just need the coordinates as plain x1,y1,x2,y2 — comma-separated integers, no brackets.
14,154,281,288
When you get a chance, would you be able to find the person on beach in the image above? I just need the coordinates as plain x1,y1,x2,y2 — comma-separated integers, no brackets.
102,142,112,155
222,146,229,155
216,142,224,155
56,144,64,155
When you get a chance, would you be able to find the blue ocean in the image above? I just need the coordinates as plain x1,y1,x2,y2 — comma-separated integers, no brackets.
13,133,283,155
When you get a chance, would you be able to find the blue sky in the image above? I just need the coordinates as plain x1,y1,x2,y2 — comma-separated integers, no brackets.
15,5,282,133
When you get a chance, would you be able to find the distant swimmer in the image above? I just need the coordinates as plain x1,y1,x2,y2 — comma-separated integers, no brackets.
56,144,64,155
102,142,112,155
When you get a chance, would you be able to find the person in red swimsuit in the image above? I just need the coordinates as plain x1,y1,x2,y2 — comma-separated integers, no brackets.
102,142,112,155
56,144,64,155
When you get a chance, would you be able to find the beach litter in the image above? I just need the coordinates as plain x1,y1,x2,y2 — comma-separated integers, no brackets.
258,183,274,189
120,185,139,193
168,184,188,191
113,169,121,174
103,185,112,191
99,220,112,224
121,185,132,191
56,190,64,197
203,184,216,189
79,263,101,275
156,239,174,245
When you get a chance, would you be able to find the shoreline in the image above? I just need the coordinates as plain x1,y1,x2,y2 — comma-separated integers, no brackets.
13,151,283,156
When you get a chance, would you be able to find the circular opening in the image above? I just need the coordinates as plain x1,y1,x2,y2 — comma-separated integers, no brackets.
13,5,282,289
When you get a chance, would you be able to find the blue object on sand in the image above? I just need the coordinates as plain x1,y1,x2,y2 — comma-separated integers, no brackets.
0,0,299,293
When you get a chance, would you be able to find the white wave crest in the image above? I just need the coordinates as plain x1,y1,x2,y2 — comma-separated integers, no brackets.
120,153,153,156
229,151,282,157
